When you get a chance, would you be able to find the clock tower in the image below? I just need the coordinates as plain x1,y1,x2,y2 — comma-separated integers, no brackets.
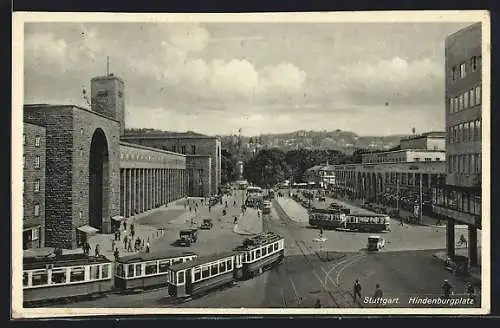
91,73,125,136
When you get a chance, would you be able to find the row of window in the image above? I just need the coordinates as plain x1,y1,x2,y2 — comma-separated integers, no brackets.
23,154,41,169
170,145,196,155
23,263,111,288
449,85,482,114
433,188,481,216
413,157,442,162
451,56,481,82
23,134,42,147
346,216,390,224
115,256,196,279
448,119,481,144
244,240,283,263
448,153,481,174
191,257,234,283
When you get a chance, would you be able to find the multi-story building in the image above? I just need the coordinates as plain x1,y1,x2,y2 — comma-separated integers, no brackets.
22,73,218,249
432,23,482,266
303,164,336,189
361,132,446,164
23,121,46,249
120,133,221,196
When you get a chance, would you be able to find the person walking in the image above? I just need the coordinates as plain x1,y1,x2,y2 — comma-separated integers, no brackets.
114,248,120,261
127,239,133,252
123,221,127,231
95,244,100,257
442,279,453,299
123,234,128,249
146,241,150,253
353,279,362,302
111,239,116,252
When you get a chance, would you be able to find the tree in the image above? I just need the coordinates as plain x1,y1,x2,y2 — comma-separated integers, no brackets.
243,148,291,188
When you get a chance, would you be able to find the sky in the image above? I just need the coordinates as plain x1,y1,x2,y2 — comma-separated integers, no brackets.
23,20,475,136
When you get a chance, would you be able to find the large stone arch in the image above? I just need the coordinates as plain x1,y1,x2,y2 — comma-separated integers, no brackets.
89,128,110,231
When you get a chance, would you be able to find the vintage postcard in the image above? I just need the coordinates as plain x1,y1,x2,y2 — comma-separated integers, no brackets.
11,11,490,318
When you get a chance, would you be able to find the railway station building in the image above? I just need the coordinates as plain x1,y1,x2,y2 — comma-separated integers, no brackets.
432,23,482,266
22,74,220,250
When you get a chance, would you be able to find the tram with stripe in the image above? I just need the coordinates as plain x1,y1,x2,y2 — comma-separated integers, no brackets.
23,253,114,306
308,208,347,229
345,213,391,232
114,250,197,291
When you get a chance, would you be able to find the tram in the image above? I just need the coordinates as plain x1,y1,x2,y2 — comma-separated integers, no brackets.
114,250,197,291
262,200,272,215
344,213,391,232
167,232,284,298
23,253,114,306
308,208,347,229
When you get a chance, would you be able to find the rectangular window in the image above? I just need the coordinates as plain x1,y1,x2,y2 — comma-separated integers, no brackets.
454,97,458,112
32,227,39,241
193,268,201,282
145,261,158,275
91,265,100,279
268,245,273,253
159,260,170,273
31,270,48,286
256,249,261,258
211,263,219,275
23,272,29,287
415,157,420,162
475,85,481,105
177,271,185,284
477,119,481,140
115,264,125,278
34,204,40,217
23,155,27,168
477,154,481,173
464,122,469,142
135,263,142,277
457,192,463,211
471,56,480,72
181,146,186,154
227,259,233,271
23,134,26,146
34,155,40,169
70,267,86,282
463,91,469,109
35,136,41,147
51,268,67,284
202,265,210,279
34,179,40,192
171,145,177,152
191,145,196,154
451,66,457,81
262,247,267,256
462,155,467,173
469,89,475,107
127,264,134,278
474,195,481,215
460,62,466,78
469,121,474,141
458,94,463,110
449,97,454,113
219,261,226,272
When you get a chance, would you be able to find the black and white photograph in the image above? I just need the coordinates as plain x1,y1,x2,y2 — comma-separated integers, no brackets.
11,11,490,317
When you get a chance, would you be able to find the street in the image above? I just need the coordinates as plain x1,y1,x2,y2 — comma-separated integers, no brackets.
51,190,480,308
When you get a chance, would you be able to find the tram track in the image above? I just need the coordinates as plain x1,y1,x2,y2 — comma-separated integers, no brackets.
267,201,345,308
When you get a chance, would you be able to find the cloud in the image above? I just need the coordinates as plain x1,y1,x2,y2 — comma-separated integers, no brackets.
24,32,69,74
335,57,443,106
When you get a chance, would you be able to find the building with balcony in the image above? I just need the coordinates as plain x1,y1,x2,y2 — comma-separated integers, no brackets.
432,23,482,266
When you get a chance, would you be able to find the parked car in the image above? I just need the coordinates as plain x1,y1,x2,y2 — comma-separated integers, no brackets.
178,229,199,247
367,235,385,251
200,219,213,230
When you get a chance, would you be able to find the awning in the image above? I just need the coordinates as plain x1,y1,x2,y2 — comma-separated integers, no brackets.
23,247,55,259
111,215,125,221
77,225,99,235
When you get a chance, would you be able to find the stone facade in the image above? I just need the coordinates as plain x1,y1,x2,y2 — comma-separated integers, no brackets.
186,155,212,197
24,104,121,249
120,135,221,195
23,121,46,249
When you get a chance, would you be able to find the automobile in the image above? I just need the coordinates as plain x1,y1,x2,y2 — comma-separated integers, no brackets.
318,196,326,202
367,235,385,251
200,219,213,230
178,229,199,247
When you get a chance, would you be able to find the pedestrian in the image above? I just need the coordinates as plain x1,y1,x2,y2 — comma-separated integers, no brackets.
184,203,187,210
195,207,197,214
95,244,100,257
118,229,121,241
234,216,238,224
123,221,127,231
85,242,91,256
114,230,118,241
466,282,475,303
131,229,135,240
400,217,404,227
353,279,362,302
442,279,453,299
209,206,211,213
189,207,192,213
114,248,120,261
146,241,150,253
127,239,133,252
111,239,115,252
319,227,324,239
124,235,128,248
374,284,383,299
314,300,321,308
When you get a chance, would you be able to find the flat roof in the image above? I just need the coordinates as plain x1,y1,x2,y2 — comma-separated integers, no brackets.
120,141,187,158
118,250,197,264
168,251,235,272
24,103,120,123
362,149,446,156
446,22,482,43
121,135,218,140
